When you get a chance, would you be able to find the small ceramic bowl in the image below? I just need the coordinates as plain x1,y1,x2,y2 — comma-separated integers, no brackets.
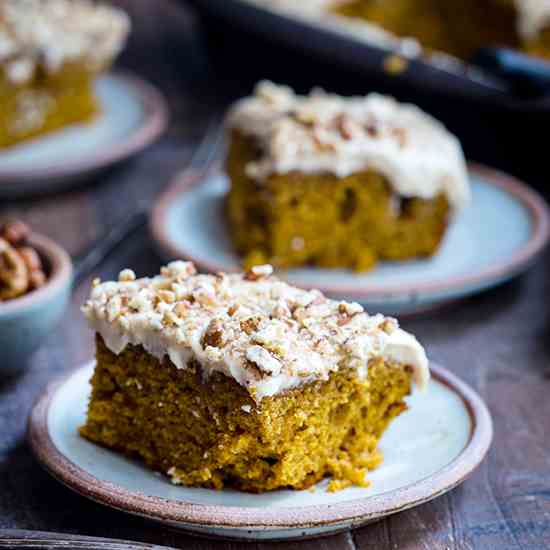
0,233,72,376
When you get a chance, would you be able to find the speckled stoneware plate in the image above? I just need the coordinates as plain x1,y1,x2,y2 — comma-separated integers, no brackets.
28,361,492,541
0,72,168,198
150,164,550,316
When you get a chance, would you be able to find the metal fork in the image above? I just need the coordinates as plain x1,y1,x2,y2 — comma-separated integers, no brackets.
0,529,176,549
72,118,224,286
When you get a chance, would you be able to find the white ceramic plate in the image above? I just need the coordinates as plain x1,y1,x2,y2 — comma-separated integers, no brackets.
0,72,168,197
28,361,492,541
151,164,550,316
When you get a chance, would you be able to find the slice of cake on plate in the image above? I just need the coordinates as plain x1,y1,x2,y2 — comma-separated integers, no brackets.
81,261,429,492
225,81,469,272
0,0,130,148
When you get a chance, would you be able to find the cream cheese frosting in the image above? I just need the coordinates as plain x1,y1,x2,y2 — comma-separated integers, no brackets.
0,0,130,85
515,0,550,41
227,81,470,211
82,261,430,402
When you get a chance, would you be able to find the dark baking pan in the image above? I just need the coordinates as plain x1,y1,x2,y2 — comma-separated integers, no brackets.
183,0,550,188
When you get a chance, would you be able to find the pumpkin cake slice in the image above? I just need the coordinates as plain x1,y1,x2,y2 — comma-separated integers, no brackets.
0,0,130,148
225,81,470,272
80,261,430,492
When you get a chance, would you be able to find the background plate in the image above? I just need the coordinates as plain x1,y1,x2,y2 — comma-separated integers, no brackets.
0,72,168,198
28,362,492,541
151,164,550,315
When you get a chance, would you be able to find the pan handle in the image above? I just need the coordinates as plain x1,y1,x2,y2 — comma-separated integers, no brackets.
473,47,550,98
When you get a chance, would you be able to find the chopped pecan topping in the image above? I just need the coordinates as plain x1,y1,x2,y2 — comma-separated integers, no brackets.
391,127,407,148
82,255,426,402
227,304,239,317
201,319,224,349
118,269,136,282
365,123,379,138
246,345,282,375
244,264,274,281
312,129,336,152
337,316,352,326
157,290,176,304
240,316,261,335
338,301,363,316
174,302,188,317
334,114,354,140
378,318,396,334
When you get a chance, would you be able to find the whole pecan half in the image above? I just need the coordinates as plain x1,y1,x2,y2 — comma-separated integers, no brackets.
0,238,29,301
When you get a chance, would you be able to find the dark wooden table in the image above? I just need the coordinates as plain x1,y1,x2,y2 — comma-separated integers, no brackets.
2,2,550,549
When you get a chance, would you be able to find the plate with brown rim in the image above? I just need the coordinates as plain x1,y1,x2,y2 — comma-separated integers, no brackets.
150,163,550,316
0,72,168,198
28,361,492,541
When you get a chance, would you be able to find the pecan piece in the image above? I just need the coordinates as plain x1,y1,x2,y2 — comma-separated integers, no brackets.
0,238,29,301
201,319,225,349
1,219,30,246
240,316,261,335
244,264,273,281
17,246,43,272
29,269,46,290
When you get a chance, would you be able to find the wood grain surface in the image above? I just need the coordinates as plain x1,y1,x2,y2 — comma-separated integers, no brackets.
1,2,550,549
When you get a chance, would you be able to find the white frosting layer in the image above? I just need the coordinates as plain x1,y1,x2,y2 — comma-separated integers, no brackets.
227,81,470,211
82,262,430,402
0,0,130,85
515,0,550,40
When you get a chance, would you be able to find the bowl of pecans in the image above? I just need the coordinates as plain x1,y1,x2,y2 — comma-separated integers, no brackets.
0,220,72,375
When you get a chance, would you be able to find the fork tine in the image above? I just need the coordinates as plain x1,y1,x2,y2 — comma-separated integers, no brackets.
187,117,224,172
